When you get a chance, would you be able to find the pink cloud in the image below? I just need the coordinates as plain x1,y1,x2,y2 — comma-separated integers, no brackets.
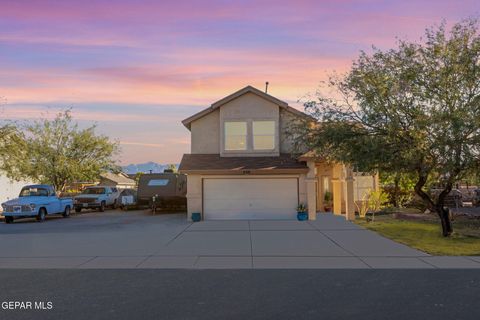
0,0,340,23
120,141,165,148
0,33,137,48
2,0,478,164
0,105,183,124
1,46,350,108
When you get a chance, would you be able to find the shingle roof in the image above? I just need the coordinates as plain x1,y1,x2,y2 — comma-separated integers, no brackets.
179,154,308,174
100,172,136,185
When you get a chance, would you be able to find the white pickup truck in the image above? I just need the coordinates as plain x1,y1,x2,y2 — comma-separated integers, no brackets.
73,186,120,213
1,185,73,223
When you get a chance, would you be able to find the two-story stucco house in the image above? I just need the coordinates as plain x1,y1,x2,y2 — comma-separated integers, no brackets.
179,86,378,221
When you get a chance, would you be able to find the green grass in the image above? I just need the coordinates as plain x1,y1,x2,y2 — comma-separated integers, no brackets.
354,214,480,256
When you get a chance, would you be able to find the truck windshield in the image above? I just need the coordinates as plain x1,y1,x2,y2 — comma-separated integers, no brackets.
82,188,106,195
19,187,49,197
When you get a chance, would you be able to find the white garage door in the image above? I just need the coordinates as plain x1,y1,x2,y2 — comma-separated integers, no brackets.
203,178,298,220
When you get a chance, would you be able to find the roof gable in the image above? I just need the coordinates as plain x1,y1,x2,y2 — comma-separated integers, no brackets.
182,85,309,130
211,85,288,109
100,172,135,185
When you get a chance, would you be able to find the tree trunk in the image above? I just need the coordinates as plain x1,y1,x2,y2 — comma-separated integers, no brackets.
437,206,453,237
393,174,400,207
436,182,454,237
414,170,453,237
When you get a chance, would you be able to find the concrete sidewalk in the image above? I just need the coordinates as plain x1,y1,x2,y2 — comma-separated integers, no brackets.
0,212,479,269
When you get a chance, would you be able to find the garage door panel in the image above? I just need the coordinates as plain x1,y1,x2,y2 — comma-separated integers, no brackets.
203,178,298,220
204,179,297,198
205,199,296,211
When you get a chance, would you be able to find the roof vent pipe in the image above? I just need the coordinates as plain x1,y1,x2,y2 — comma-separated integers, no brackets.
265,81,269,93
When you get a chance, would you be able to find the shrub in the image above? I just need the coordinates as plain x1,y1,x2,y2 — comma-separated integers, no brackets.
356,189,389,221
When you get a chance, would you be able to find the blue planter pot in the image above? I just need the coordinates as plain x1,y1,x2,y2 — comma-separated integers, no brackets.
297,211,308,221
191,212,201,222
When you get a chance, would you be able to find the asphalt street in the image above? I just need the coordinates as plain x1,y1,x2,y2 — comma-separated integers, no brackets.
0,269,479,320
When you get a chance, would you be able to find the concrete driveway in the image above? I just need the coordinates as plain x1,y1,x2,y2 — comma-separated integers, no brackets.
0,210,479,269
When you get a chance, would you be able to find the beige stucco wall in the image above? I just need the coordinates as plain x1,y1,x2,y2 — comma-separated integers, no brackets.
190,109,220,154
186,174,202,218
220,92,280,157
298,173,307,205
353,174,377,201
189,92,305,156
184,90,318,220
220,92,278,119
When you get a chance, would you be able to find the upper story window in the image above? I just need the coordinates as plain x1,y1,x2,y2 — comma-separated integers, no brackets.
253,120,275,150
224,121,247,150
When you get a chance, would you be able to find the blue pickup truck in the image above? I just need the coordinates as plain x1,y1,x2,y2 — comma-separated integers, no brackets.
1,185,73,224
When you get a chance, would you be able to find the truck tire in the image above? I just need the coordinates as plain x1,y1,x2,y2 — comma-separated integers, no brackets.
4,216,13,224
99,201,106,212
112,200,117,209
75,207,82,213
63,206,71,218
36,208,46,222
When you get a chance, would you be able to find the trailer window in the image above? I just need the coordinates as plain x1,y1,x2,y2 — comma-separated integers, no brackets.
147,179,170,186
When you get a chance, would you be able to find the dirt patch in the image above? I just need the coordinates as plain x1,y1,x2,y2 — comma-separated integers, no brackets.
451,207,480,217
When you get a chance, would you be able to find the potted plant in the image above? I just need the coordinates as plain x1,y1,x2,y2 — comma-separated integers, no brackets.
191,212,201,222
297,204,308,221
324,191,333,212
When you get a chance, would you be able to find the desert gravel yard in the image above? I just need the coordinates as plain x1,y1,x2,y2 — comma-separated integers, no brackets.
0,210,479,269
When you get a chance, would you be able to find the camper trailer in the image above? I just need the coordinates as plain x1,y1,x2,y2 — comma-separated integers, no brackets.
137,172,187,211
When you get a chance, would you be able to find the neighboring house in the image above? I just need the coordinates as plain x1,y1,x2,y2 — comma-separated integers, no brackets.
64,181,97,194
99,172,136,189
179,85,378,221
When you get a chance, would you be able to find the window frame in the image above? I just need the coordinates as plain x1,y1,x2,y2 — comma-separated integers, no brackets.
223,120,248,151
147,179,170,186
252,120,276,151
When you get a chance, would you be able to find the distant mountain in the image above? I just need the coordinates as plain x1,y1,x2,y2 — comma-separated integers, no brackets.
122,162,179,174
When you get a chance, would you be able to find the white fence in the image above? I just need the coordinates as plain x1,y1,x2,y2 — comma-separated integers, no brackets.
0,176,35,209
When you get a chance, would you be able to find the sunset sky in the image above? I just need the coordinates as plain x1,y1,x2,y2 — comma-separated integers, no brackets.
1,0,478,165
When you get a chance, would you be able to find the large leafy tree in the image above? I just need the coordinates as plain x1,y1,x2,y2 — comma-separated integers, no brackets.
166,163,178,172
0,99,24,175
0,110,120,191
0,124,27,179
292,19,480,237
380,172,417,208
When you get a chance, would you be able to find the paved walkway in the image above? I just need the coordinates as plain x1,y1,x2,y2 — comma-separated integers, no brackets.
0,211,479,268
